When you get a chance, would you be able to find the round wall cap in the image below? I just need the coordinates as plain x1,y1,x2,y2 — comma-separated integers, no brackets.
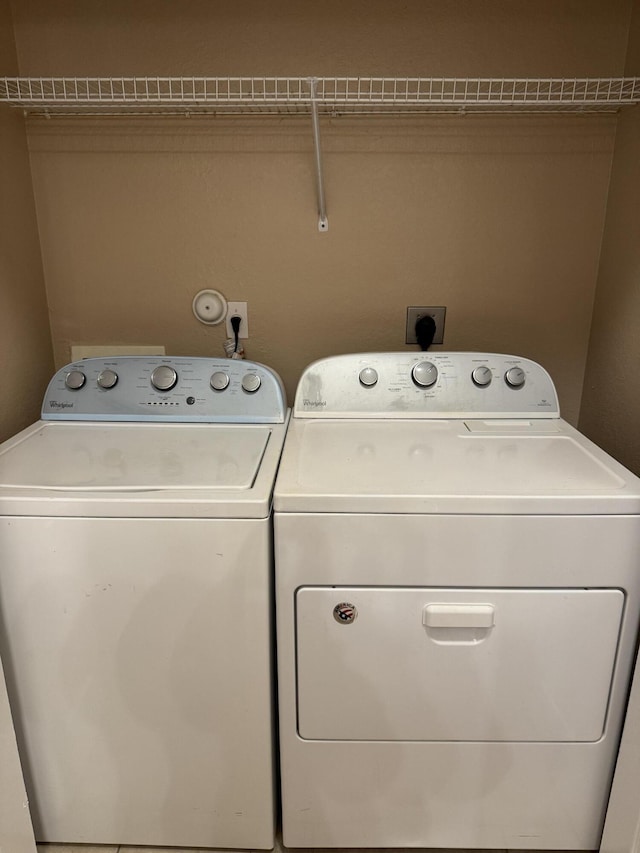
192,289,228,325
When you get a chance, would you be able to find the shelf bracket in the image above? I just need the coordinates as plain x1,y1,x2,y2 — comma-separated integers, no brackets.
308,77,328,232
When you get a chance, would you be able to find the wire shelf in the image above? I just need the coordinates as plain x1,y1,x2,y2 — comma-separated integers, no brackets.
1,76,639,116
3,75,637,231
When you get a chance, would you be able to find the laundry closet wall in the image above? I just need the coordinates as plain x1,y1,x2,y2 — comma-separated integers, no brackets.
579,0,640,475
0,0,53,442
7,0,635,423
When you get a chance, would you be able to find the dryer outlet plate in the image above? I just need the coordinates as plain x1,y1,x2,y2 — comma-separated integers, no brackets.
406,306,446,345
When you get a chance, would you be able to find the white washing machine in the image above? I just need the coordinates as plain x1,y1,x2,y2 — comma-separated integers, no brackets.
274,352,640,850
0,355,289,848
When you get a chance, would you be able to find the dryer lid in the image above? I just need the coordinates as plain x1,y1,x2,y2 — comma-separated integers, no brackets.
274,418,640,514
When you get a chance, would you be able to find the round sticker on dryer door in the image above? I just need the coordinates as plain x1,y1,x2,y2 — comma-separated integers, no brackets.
333,602,357,624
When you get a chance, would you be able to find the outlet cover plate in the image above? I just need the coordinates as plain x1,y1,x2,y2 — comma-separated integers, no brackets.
225,301,249,339
406,306,446,345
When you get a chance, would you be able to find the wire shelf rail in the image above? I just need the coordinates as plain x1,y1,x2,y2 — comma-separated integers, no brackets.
1,76,640,115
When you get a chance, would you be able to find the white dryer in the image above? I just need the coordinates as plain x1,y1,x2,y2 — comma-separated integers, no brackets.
274,352,640,850
0,355,288,849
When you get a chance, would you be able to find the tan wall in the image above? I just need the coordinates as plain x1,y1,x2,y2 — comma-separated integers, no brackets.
580,0,640,472
0,0,53,442
9,0,632,78
10,0,634,420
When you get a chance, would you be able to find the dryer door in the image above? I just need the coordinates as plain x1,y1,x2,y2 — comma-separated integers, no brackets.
296,587,624,742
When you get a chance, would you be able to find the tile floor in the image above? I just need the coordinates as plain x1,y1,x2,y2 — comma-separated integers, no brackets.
36,843,260,853
34,844,574,853
33,842,526,853
35,845,264,853
36,845,299,853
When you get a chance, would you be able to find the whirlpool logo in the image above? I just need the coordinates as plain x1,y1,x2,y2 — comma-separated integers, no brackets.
302,398,327,408
49,401,74,409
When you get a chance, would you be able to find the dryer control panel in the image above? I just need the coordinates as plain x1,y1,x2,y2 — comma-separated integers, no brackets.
294,353,559,419
42,357,287,423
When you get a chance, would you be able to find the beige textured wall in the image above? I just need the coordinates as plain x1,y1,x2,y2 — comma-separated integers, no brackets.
11,1,634,420
0,0,53,442
9,0,631,78
580,0,640,472
0,7,41,850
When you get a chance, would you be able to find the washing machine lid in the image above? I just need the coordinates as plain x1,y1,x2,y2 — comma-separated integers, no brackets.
0,355,290,518
0,420,289,518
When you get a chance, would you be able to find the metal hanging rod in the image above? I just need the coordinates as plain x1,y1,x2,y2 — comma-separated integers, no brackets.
309,78,328,232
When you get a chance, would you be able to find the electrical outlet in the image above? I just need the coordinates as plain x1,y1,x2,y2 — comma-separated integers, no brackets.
225,302,249,339
406,306,446,345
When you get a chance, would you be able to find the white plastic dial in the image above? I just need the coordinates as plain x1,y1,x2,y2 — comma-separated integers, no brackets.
472,366,492,387
210,371,230,391
505,366,526,388
359,367,378,387
65,370,86,390
151,365,178,391
242,373,261,393
97,369,118,390
412,361,438,388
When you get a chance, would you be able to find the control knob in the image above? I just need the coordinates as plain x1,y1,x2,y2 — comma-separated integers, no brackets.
411,361,438,388
65,370,86,390
241,373,261,393
472,366,492,387
97,369,118,390
210,371,230,391
151,365,178,391
505,366,526,389
359,367,378,387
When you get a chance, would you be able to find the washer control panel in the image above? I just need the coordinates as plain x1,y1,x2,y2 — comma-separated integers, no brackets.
43,357,287,423
294,353,559,419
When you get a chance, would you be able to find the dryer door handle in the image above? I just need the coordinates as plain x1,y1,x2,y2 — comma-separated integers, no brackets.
422,603,495,629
